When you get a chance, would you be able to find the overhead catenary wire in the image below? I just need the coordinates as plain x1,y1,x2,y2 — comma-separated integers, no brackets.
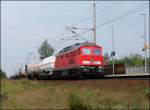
55,2,149,52
57,2,119,44
76,3,149,35
96,3,149,29
54,6,92,49
67,5,112,42
71,2,117,27
70,6,92,27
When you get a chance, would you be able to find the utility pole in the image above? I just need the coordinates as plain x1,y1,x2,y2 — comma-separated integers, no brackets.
140,13,147,73
25,57,29,80
25,65,28,80
110,26,115,76
93,2,96,45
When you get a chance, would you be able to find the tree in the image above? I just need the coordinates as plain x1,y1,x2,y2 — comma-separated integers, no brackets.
106,53,144,67
38,39,54,60
123,53,144,67
0,68,7,78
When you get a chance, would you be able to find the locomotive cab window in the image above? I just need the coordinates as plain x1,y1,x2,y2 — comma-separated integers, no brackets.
94,48,100,55
82,48,90,55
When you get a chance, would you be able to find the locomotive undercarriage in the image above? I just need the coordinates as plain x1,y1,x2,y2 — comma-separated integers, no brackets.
53,66,104,79
27,66,104,80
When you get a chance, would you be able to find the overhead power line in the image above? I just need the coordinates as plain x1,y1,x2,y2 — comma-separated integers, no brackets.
77,3,149,35
55,2,149,51
72,3,117,26
59,3,119,43
55,6,92,46
70,6,92,26
96,3,149,29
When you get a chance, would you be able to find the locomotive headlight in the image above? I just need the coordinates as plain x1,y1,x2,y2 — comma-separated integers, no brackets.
94,61,101,64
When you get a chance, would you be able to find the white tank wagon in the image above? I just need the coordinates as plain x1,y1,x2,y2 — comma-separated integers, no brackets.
38,55,55,74
26,55,56,79
27,63,39,73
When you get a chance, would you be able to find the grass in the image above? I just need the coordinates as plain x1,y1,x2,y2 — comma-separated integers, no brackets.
68,92,92,110
1,79,149,109
144,88,150,95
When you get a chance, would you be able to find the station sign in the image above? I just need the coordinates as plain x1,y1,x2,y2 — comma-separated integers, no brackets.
111,51,115,57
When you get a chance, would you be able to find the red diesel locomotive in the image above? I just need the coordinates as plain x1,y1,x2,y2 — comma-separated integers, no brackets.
54,42,104,78
23,42,104,79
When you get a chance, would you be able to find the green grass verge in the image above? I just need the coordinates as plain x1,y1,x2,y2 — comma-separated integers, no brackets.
1,79,149,109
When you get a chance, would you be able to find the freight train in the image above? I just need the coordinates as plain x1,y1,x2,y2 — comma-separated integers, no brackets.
24,42,104,79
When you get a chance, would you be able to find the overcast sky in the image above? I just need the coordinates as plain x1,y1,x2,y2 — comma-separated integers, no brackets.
1,1,149,77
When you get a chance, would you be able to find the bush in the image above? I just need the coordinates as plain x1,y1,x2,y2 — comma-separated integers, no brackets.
144,88,150,96
108,59,125,65
68,93,91,110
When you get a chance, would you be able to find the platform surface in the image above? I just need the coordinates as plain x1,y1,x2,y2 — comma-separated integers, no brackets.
105,73,150,77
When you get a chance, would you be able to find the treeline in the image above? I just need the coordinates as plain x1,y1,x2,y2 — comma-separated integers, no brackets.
104,53,150,67
0,68,7,79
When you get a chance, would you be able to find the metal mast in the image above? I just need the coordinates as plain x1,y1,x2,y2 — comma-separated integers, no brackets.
140,13,147,72
110,26,115,76
93,3,96,45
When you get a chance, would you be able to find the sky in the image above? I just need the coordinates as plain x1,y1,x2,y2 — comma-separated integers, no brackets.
1,1,149,77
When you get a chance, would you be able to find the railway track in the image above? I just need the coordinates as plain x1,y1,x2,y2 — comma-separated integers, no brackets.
37,75,150,81
10,72,149,80
86,76,150,80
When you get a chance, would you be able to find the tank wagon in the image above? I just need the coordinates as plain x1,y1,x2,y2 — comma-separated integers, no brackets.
26,56,55,79
26,42,104,79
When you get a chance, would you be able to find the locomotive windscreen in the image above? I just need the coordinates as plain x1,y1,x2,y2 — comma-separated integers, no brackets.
93,48,101,55
82,48,91,55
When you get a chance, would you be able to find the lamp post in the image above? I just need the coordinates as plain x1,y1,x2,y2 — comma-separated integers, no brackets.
109,26,115,76
25,57,29,80
25,52,33,79
140,13,147,73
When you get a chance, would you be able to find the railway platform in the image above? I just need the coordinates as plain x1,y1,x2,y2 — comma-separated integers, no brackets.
104,73,150,78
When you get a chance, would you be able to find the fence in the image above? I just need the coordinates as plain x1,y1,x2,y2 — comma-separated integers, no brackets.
104,63,126,75
126,65,150,74
104,63,149,75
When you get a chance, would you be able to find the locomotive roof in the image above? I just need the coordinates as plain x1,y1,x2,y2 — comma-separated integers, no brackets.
57,42,101,55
